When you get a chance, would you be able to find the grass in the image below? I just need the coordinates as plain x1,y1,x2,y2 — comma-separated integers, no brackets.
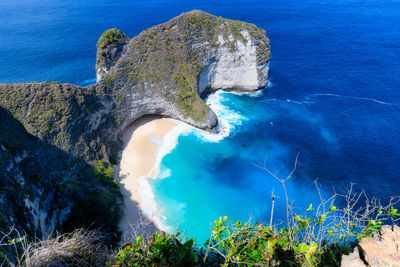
1,228,111,267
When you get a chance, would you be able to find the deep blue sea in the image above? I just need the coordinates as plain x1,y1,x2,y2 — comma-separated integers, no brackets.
2,0,400,242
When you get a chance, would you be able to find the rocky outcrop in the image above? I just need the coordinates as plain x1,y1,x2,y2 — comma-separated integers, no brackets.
341,225,400,267
0,10,270,237
198,31,269,95
95,28,129,81
95,10,270,131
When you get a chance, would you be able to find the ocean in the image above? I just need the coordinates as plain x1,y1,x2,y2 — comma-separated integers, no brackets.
2,0,400,242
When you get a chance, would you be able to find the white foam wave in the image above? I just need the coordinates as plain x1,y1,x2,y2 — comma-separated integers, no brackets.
230,89,264,98
285,99,315,105
263,98,315,105
194,91,247,142
230,80,273,98
137,176,157,219
262,79,275,89
137,176,172,232
150,122,191,176
250,89,265,97
138,90,249,232
307,93,400,107
80,78,97,86
157,167,171,179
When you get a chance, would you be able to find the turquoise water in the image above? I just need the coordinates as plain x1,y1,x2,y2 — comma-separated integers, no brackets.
150,90,335,242
2,0,400,243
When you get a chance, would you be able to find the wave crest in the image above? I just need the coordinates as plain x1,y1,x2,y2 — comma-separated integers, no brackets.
194,91,247,142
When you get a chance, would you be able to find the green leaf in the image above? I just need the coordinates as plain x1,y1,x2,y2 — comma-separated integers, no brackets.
136,236,143,246
294,243,309,254
309,241,318,253
306,204,314,212
388,206,400,218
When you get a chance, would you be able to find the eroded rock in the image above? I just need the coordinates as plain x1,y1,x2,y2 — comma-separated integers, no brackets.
341,225,400,267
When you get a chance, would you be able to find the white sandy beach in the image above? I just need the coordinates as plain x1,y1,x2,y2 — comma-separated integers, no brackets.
116,116,182,242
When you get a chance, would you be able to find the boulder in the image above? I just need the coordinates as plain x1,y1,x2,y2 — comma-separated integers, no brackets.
341,225,400,267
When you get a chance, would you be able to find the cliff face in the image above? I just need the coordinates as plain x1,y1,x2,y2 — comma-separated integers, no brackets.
0,108,71,236
96,29,129,81
0,10,270,237
0,83,121,237
96,10,270,131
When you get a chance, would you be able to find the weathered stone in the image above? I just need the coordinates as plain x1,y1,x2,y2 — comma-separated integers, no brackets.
341,247,367,267
96,28,129,81
341,225,400,267
360,225,400,267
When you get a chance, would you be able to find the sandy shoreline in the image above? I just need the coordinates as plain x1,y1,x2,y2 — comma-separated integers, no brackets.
116,116,182,242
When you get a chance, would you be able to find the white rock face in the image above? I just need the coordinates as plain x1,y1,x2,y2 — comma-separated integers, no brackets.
24,195,70,237
198,31,269,95
96,67,107,82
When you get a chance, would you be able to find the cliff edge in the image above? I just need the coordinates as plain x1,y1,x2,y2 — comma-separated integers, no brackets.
0,10,270,237
96,10,270,131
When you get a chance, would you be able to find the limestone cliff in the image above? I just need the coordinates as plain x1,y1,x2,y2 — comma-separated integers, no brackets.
96,10,270,131
0,10,270,237
96,28,129,81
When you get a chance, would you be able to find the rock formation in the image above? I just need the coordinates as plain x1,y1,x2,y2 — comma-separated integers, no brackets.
341,225,400,267
95,10,270,131
0,10,270,237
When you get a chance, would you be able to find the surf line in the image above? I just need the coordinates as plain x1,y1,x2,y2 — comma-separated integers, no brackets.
307,93,400,107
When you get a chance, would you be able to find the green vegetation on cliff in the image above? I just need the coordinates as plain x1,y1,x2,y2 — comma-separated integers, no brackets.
0,10,272,265
109,163,400,266
0,106,122,241
97,28,127,49
97,10,270,129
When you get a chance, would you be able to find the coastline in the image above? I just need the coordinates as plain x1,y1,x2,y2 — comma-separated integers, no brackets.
116,116,187,242
115,90,255,242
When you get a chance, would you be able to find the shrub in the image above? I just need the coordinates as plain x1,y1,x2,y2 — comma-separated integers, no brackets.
198,155,400,266
111,232,197,266
97,28,126,49
94,160,118,187
113,154,400,266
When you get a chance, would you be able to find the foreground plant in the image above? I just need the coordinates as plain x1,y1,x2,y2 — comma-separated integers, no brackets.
200,154,400,266
110,181,399,266
3,155,400,266
111,232,197,266
0,228,110,267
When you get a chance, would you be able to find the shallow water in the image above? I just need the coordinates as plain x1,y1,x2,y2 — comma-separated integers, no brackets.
2,0,400,242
